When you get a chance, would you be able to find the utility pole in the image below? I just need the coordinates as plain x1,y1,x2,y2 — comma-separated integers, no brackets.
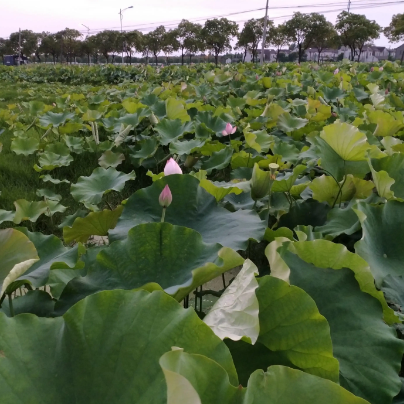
260,0,270,64
347,0,351,13
82,24,91,65
119,6,133,65
18,28,21,66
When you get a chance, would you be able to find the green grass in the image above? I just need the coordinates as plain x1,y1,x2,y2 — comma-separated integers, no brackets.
0,81,148,235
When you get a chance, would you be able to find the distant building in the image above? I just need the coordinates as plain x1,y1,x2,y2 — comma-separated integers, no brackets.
395,44,404,61
245,45,404,63
305,48,341,62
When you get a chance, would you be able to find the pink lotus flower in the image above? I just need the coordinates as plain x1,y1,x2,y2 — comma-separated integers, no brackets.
222,123,237,136
334,68,339,75
164,158,182,175
385,88,389,94
380,67,384,72
276,71,282,76
332,112,338,117
371,67,374,72
159,184,172,208
256,74,259,80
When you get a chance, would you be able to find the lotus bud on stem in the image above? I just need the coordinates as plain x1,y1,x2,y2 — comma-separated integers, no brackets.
159,184,172,223
164,158,182,175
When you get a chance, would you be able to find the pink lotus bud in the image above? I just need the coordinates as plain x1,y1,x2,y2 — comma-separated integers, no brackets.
370,67,374,72
222,123,237,136
379,67,384,72
256,74,259,80
334,68,339,75
159,184,172,208
276,71,282,76
52,103,56,107
164,158,182,175
332,112,337,117
385,88,389,94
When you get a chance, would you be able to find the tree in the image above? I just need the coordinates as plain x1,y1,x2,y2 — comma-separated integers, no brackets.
162,29,179,64
93,30,120,63
8,30,39,59
335,11,381,62
174,20,202,65
123,30,143,64
146,25,166,65
56,28,82,63
384,14,404,62
79,37,96,65
201,18,238,66
237,18,270,63
39,33,60,64
268,23,290,62
184,24,203,63
308,18,339,63
283,13,326,63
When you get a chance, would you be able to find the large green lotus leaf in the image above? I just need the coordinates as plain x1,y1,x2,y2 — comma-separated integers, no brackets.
128,138,158,167
34,151,74,172
368,159,395,200
355,201,404,287
204,260,260,344
316,207,360,237
155,119,193,145
10,137,39,156
166,98,190,122
320,122,370,161
309,175,374,206
109,175,265,250
199,179,244,202
27,100,45,115
63,206,123,244
277,112,308,134
244,130,272,153
267,239,396,324
315,136,370,181
45,142,71,156
59,123,84,136
0,289,237,403
381,275,404,313
39,111,75,128
71,167,136,207
48,268,85,299
322,87,346,102
196,111,227,133
367,110,404,137
272,165,306,193
0,210,14,225
98,150,125,168
0,290,54,318
82,109,103,121
353,87,369,101
0,229,39,291
371,154,404,199
226,273,339,385
202,146,233,173
16,228,80,288
160,350,368,404
270,240,403,404
64,135,84,154
277,199,330,230
13,200,48,224
169,138,206,155
55,223,243,313
40,174,70,184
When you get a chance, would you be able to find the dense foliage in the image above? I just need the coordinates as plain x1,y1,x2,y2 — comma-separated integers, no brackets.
1,60,404,403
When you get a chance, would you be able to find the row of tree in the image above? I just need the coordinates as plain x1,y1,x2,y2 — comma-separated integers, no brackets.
1,12,404,65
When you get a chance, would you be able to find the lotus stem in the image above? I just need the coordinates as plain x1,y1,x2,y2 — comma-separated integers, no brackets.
222,273,226,289
161,207,166,223
8,295,14,317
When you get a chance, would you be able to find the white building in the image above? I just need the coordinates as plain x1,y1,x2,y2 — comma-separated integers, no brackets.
305,48,341,62
246,48,290,62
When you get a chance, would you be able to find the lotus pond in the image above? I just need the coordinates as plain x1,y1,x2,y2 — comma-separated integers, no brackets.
0,62,404,403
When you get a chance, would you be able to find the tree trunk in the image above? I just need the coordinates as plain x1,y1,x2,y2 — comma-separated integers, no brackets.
155,54,157,66
189,54,192,63
401,50,404,63
215,52,218,66
298,44,302,63
181,48,184,65
276,49,280,63
243,48,246,62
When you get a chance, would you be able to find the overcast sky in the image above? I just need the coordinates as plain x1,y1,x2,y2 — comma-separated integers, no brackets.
1,0,402,47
